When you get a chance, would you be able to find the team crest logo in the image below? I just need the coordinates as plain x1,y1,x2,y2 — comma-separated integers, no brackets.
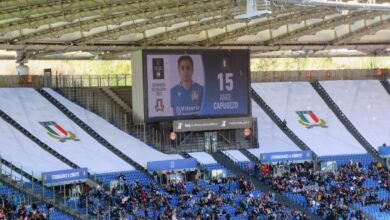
296,111,327,128
152,58,164,79
155,98,164,111
191,91,199,101
40,121,79,142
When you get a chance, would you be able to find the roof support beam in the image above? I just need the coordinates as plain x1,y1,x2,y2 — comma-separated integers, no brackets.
70,1,243,45
266,10,382,45
9,0,237,44
198,8,333,46
139,6,299,45
269,10,381,44
0,0,104,20
332,15,390,44
0,0,172,32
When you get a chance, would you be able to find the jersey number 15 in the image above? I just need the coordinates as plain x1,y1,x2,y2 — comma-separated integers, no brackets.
217,73,233,92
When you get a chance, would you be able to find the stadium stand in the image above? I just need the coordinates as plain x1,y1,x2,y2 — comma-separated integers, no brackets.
231,149,390,219
250,87,310,153
0,88,133,174
250,100,300,154
320,80,390,149
42,88,183,168
252,82,367,156
0,116,70,177
2,0,390,219
311,80,383,163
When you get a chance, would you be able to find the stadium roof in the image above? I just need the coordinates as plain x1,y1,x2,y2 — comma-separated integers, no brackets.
1,0,390,60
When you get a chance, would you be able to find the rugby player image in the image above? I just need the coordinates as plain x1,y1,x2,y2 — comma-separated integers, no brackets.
170,55,204,116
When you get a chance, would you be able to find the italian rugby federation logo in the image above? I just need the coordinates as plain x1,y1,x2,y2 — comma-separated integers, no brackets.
40,121,79,142
296,111,327,128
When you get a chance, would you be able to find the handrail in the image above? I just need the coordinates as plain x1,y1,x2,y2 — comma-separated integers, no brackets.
0,68,388,88
252,68,389,82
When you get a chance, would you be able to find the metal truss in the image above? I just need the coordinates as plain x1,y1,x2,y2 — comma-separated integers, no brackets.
332,15,390,44
196,8,333,46
267,10,382,45
71,1,242,45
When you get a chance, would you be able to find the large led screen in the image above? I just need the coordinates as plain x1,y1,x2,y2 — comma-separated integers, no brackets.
144,50,250,120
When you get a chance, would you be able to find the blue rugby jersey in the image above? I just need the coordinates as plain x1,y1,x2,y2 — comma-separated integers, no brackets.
170,82,204,116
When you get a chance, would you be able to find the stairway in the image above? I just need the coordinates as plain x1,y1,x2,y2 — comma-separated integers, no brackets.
179,152,192,159
0,110,79,169
311,81,384,164
100,87,132,114
250,87,319,163
239,148,261,164
37,89,150,175
380,80,390,96
110,86,132,108
59,87,131,133
211,151,321,220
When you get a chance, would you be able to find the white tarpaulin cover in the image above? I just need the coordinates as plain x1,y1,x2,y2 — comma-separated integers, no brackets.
223,150,250,162
0,88,133,174
189,152,217,164
44,88,183,167
250,99,300,155
0,117,70,176
252,82,366,156
321,80,390,149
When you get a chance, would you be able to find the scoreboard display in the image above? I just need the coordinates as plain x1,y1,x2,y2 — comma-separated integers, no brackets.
144,49,250,121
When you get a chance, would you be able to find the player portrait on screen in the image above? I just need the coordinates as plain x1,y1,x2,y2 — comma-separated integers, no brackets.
170,55,204,116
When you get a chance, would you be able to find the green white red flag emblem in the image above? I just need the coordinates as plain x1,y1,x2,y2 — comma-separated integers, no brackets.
40,121,79,142
296,111,327,128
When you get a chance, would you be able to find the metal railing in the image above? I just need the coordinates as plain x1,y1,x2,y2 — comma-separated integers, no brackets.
0,74,132,88
0,158,85,219
0,69,388,88
252,68,390,82
49,74,131,88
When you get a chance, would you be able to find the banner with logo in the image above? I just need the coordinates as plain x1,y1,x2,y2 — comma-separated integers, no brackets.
379,146,390,158
173,117,252,132
144,50,250,120
260,151,312,164
147,158,197,172
42,168,88,186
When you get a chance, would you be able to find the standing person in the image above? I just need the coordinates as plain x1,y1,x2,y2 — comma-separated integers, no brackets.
171,55,204,116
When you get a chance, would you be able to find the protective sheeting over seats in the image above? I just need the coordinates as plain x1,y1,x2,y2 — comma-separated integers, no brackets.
44,88,182,167
252,82,366,156
249,100,300,157
223,150,250,162
189,152,217,164
0,88,133,174
321,80,390,149
0,117,70,177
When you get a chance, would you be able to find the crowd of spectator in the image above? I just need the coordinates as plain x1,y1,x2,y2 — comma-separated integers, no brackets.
255,160,390,219
0,192,53,220
73,166,311,220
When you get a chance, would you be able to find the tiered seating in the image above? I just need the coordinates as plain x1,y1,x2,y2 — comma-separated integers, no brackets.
320,153,376,169
241,158,390,219
202,163,234,176
354,203,390,220
0,181,73,219
62,162,309,219
23,182,54,198
350,165,390,219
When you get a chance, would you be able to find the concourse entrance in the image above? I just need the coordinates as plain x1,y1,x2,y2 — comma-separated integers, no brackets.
204,131,218,153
